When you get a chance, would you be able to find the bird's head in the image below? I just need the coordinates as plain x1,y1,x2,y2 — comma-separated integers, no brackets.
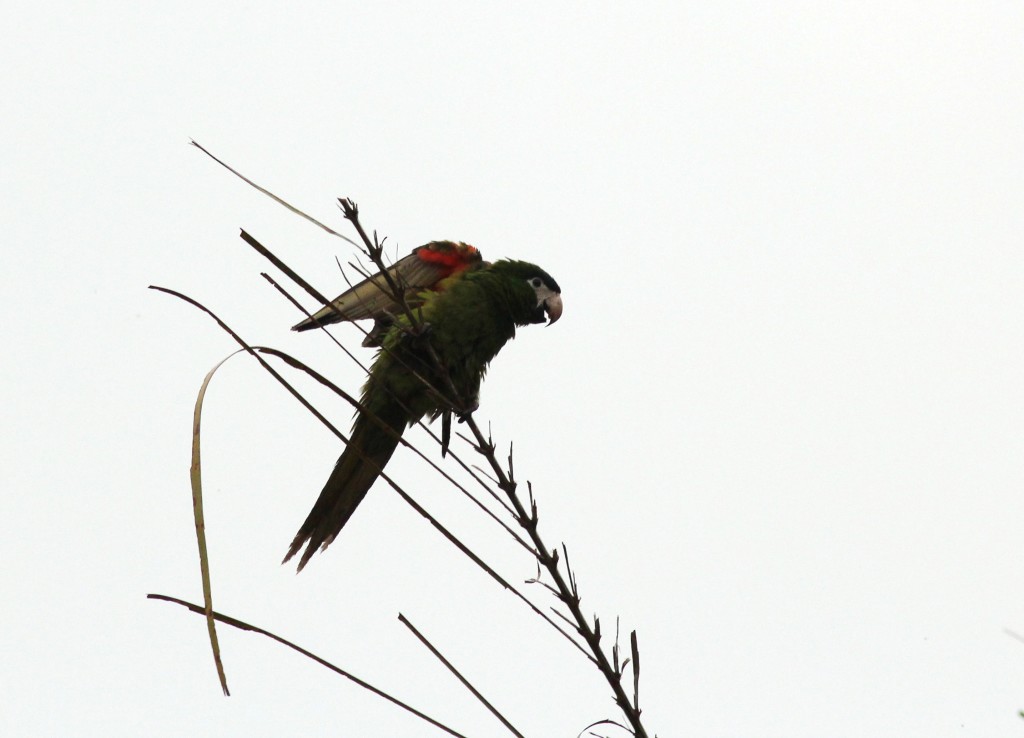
528,272,563,325
492,260,563,325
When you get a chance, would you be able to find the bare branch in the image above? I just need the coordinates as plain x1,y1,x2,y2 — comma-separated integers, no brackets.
190,140,358,245
399,614,525,738
240,229,331,306
149,594,467,737
458,416,650,737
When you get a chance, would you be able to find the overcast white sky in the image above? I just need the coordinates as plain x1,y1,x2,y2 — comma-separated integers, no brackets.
3,2,1024,736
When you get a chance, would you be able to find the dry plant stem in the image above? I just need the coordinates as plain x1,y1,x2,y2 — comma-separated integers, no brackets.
338,198,418,329
190,140,357,246
148,594,467,738
337,200,470,418
398,614,525,738
339,208,649,736
464,416,648,738
1007,629,1024,645
631,631,641,714
333,211,467,434
240,229,332,306
188,351,236,696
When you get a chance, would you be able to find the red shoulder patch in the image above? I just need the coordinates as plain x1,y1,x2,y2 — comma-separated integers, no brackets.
415,242,481,275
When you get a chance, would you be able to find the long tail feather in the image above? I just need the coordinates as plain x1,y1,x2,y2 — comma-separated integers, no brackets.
283,401,407,570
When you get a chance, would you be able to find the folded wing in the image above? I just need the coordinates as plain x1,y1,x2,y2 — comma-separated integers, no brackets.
292,241,485,332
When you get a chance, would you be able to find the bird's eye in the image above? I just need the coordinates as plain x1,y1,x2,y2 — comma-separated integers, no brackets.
529,277,542,288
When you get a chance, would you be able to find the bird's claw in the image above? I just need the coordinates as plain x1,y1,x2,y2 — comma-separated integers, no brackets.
400,321,433,346
457,399,479,422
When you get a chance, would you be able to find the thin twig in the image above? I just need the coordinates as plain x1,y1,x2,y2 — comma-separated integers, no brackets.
630,630,641,714
149,594,467,738
190,140,357,245
240,229,331,306
1006,628,1024,645
399,614,525,738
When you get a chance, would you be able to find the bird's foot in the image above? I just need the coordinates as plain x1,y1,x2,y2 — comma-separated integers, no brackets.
456,398,479,422
400,321,433,347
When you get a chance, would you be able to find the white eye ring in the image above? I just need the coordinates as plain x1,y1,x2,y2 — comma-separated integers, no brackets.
529,277,542,288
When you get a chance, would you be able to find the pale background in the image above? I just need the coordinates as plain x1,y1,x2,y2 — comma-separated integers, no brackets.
3,2,1023,736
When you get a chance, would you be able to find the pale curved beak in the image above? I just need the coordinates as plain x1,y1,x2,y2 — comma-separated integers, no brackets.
544,293,563,324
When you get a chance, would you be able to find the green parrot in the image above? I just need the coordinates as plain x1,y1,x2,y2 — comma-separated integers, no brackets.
284,243,563,570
